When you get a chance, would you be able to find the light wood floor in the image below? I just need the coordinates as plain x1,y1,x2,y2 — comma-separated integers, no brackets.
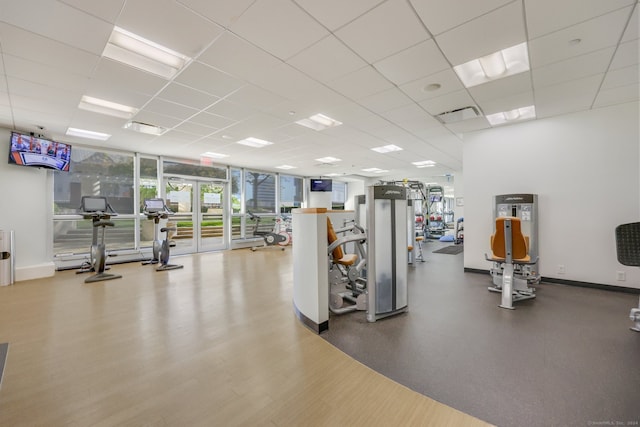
0,249,492,426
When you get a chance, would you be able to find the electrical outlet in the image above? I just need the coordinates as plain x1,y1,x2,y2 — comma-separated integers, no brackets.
616,271,626,281
558,265,565,274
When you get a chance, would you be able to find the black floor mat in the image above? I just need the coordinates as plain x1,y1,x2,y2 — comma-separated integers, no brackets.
432,245,463,255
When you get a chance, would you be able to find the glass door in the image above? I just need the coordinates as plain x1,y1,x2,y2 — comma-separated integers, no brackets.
165,178,228,254
198,182,226,251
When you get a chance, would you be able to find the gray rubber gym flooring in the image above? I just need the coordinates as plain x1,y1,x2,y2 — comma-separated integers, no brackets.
323,240,640,427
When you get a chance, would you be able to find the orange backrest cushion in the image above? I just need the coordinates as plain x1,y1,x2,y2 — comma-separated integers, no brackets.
327,217,345,261
492,217,528,260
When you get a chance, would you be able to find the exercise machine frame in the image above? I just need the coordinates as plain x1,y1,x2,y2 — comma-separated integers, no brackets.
77,196,122,283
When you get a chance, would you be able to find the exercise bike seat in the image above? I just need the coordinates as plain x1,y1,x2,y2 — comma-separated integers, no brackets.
327,218,358,266
160,227,176,233
94,220,115,228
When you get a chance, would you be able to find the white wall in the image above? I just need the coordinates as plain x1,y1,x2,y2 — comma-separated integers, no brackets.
463,102,640,289
0,127,55,281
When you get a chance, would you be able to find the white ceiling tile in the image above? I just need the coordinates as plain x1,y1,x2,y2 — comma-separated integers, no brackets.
327,66,394,100
293,0,385,31
1,0,112,54
287,36,368,83
525,0,635,39
176,0,255,28
224,84,287,112
60,0,125,23
88,58,167,100
602,64,640,89
143,98,199,121
610,39,640,69
593,83,640,107
476,91,534,115
621,6,639,42
379,103,432,123
373,39,450,85
419,89,477,116
197,32,283,83
157,83,220,110
189,112,237,130
0,24,100,77
357,88,414,113
529,8,633,68
436,2,526,65
7,77,82,110
205,100,258,121
532,48,615,88
132,110,184,129
468,72,532,104
117,0,224,58
251,63,327,101
175,62,245,97
535,74,603,118
335,0,430,63
445,117,491,134
399,69,465,103
397,115,445,135
3,55,90,94
173,121,218,136
410,0,513,36
230,0,329,61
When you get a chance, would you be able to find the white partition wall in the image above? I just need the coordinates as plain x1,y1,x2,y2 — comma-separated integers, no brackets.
292,208,329,333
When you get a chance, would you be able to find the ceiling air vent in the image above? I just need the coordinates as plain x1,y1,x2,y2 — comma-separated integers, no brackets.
435,106,481,124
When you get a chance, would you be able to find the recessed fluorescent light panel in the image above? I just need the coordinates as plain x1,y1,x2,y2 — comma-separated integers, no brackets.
412,160,436,168
236,137,273,148
275,165,297,170
362,168,389,173
325,173,341,177
66,127,111,141
454,42,529,88
201,152,229,159
79,96,138,119
315,156,342,163
371,144,403,153
485,105,536,126
295,113,342,131
124,121,166,135
102,26,190,79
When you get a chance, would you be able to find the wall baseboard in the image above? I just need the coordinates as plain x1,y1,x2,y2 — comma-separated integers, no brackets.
16,262,56,282
463,267,640,294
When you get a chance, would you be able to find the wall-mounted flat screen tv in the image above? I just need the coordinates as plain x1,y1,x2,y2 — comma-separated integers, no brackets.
310,179,332,192
8,131,71,172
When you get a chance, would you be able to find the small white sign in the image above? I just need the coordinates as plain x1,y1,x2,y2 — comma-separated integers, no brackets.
204,192,220,204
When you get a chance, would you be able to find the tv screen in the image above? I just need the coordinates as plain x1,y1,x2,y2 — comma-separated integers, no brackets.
429,195,442,202
310,179,332,192
8,131,71,172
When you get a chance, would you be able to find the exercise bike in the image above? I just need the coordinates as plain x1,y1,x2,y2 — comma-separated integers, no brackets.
247,211,289,251
77,196,122,283
142,198,183,271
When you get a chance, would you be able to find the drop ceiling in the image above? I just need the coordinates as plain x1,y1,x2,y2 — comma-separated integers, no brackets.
0,0,637,182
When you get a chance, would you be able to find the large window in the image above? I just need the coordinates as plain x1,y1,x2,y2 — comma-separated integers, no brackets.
163,159,226,179
279,175,303,213
245,171,276,213
332,181,347,210
53,147,136,255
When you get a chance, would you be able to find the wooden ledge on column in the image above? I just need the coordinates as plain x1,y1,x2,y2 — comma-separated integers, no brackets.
292,208,327,214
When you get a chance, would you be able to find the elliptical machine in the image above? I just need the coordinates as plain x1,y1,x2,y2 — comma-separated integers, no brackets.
142,198,183,271
77,196,122,283
247,211,289,251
